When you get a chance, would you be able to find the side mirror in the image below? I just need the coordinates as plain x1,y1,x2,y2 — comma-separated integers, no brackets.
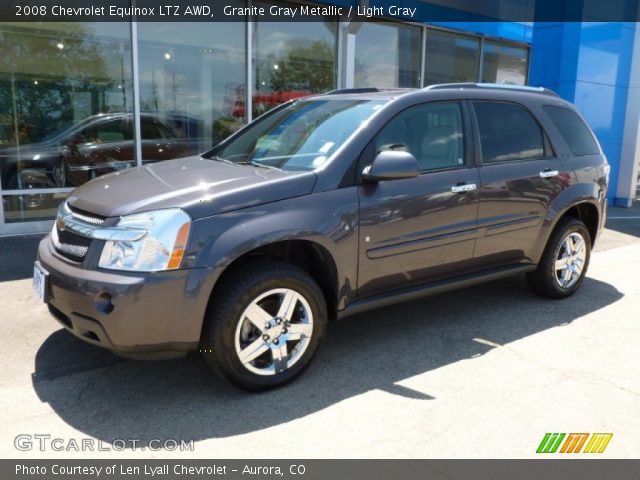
361,150,420,182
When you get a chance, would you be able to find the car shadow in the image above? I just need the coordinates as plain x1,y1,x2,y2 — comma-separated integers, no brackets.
32,274,622,446
0,234,44,282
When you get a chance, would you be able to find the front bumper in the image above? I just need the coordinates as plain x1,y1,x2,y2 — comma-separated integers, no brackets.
37,235,219,359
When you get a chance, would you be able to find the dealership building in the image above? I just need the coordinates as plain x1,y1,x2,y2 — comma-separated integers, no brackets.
1,1,639,235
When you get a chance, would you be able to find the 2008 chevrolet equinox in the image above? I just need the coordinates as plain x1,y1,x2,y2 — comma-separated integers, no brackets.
35,83,609,390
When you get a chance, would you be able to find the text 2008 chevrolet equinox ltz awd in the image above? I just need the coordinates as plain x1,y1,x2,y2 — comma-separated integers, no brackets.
35,84,609,390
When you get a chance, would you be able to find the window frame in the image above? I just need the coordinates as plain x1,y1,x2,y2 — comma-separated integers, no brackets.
469,100,556,166
357,100,476,181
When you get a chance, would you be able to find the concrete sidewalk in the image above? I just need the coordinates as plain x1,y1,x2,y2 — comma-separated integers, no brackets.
0,210,638,459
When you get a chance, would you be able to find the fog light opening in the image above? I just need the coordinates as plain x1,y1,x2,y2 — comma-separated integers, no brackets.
95,292,114,314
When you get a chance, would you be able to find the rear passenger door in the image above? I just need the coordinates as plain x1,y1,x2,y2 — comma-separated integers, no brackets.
472,101,569,266
357,102,481,298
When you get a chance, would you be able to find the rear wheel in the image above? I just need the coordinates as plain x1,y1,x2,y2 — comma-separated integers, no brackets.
527,217,591,298
201,261,327,390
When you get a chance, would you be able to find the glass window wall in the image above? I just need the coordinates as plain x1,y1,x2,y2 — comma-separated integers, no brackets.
354,22,422,88
137,16,246,156
0,22,133,223
424,30,480,86
481,40,529,85
252,4,337,118
0,17,530,233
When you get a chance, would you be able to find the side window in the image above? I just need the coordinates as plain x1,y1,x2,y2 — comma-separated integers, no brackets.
155,122,176,140
375,102,464,172
543,105,599,156
141,118,172,140
473,102,546,164
94,119,130,143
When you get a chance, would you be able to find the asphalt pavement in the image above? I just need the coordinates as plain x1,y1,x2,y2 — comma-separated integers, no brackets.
0,205,638,458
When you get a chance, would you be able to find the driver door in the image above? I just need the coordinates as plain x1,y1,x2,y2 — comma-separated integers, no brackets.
357,101,481,298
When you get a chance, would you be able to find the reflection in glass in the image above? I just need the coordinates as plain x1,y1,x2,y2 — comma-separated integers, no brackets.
3,192,69,223
424,30,480,86
355,22,421,88
481,41,529,85
253,6,337,117
0,22,133,195
138,18,246,153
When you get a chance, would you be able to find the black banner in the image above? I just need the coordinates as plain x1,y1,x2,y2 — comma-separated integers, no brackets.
4,460,640,480
1,0,640,22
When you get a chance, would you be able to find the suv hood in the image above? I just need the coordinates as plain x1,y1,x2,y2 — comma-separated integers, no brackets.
66,156,317,219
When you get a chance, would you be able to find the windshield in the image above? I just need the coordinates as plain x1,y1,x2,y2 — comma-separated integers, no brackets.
212,98,386,171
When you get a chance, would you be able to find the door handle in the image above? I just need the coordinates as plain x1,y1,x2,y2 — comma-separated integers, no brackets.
539,169,559,178
451,183,477,193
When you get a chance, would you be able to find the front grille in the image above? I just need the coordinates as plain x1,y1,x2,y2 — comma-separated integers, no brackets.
52,204,98,261
52,202,107,262
52,226,91,261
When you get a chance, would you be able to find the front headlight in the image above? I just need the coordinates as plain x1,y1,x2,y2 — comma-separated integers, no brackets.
98,209,191,272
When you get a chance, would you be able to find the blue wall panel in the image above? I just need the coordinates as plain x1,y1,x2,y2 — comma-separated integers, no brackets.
530,22,638,202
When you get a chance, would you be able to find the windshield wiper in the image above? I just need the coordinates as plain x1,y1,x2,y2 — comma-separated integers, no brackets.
249,160,281,171
209,155,236,166
210,155,281,171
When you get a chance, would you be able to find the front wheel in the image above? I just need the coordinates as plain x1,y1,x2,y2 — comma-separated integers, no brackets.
527,217,591,299
201,261,327,390
53,162,68,187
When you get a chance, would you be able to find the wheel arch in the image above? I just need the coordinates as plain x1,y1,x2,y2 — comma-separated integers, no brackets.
558,201,600,247
548,199,600,248
201,236,341,330
530,196,600,265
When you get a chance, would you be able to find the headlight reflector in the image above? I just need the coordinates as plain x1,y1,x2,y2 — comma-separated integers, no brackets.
98,209,191,272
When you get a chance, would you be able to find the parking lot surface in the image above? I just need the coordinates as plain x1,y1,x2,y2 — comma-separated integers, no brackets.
0,207,638,458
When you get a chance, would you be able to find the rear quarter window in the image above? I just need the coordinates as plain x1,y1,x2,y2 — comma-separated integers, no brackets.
543,105,600,156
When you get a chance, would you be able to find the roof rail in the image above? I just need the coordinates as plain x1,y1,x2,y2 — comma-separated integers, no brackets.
326,88,381,95
424,83,559,97
325,87,414,95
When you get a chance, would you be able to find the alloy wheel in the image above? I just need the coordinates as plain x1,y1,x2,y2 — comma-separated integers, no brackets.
234,288,313,376
554,231,587,288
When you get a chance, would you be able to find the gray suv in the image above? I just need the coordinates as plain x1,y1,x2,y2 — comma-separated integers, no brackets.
35,84,609,390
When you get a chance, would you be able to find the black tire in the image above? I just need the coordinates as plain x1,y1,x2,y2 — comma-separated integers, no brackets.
527,217,591,299
53,161,68,187
201,260,327,391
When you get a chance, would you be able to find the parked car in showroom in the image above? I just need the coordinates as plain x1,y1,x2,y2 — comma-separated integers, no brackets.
35,83,609,390
0,112,197,190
